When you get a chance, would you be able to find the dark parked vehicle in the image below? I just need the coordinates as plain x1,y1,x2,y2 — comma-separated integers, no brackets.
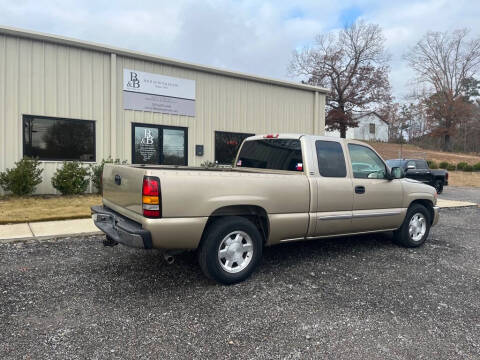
386,159,448,194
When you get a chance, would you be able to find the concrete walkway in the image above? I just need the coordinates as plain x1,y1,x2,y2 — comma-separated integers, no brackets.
0,199,477,242
0,218,100,242
436,199,478,208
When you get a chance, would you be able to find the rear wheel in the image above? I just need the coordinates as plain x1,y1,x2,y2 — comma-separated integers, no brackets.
198,216,263,285
393,204,431,247
434,180,443,194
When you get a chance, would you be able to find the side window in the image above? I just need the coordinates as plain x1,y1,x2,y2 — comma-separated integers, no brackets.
406,160,416,169
348,144,387,179
415,160,427,169
315,140,347,177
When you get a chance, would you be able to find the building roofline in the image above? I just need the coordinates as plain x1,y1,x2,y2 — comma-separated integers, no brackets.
353,111,389,125
0,25,329,94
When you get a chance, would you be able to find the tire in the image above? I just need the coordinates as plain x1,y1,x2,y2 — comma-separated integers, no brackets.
434,180,443,194
393,204,431,247
198,216,263,285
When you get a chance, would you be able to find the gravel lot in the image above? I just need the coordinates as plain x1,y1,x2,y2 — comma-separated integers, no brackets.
1,207,480,359
439,186,480,204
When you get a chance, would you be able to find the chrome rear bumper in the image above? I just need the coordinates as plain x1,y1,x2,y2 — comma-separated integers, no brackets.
91,205,152,249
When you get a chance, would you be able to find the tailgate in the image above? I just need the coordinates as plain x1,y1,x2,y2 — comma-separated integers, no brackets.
102,164,146,216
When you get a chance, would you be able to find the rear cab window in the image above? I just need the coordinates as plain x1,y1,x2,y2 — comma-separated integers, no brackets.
236,139,304,171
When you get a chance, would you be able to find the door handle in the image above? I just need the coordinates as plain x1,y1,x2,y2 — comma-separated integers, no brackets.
355,186,365,194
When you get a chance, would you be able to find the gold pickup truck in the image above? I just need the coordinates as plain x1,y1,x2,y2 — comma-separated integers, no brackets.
92,134,439,284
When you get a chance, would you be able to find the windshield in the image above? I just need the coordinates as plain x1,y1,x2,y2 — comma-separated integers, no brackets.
386,160,403,168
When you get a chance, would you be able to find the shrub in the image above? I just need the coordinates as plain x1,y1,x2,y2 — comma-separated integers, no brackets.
51,161,90,195
0,157,43,196
439,161,450,169
473,162,480,172
426,160,438,169
447,164,456,171
456,162,468,171
90,158,125,194
463,164,474,172
200,160,218,168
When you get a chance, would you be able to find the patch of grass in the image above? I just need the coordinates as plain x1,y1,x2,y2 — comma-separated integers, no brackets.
448,171,480,188
368,141,480,166
0,194,102,224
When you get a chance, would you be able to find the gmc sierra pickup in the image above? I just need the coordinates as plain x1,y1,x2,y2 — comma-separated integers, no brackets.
92,134,439,284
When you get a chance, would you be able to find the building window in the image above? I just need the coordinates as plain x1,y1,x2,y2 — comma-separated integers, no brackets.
215,131,254,165
369,123,376,134
132,123,187,165
23,115,95,161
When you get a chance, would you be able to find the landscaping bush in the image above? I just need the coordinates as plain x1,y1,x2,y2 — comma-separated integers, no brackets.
439,161,450,169
200,160,218,168
0,157,43,196
447,164,456,171
426,160,438,169
474,162,480,172
463,164,474,172
456,162,468,171
90,158,125,194
51,161,90,195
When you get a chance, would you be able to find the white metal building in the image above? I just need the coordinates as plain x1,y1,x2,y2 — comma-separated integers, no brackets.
0,26,327,194
326,112,389,142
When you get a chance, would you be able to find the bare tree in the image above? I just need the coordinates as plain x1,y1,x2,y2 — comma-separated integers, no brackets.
404,29,480,151
289,21,391,138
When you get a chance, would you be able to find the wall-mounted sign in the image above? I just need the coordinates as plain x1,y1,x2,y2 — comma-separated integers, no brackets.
123,69,195,117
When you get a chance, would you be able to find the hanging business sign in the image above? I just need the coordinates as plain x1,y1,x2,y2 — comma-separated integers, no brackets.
123,69,195,117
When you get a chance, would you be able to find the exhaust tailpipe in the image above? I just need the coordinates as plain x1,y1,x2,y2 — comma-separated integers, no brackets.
163,253,175,264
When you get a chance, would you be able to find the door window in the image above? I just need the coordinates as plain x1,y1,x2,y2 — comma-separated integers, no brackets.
348,144,386,179
132,123,187,165
163,128,186,165
315,140,347,177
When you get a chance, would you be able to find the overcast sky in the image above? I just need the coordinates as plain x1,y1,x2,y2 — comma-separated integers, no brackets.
1,0,479,100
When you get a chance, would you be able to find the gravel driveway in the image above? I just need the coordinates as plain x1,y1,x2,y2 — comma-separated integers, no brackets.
1,207,479,359
439,186,480,204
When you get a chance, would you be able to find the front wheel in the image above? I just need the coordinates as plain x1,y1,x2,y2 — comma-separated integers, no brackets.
393,204,431,247
198,216,263,285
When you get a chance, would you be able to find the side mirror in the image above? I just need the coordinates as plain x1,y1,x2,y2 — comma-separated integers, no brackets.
390,167,404,180
407,165,415,170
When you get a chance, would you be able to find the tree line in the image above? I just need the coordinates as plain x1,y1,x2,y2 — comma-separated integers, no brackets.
289,21,480,153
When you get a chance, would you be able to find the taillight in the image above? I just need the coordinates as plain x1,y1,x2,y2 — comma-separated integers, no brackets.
142,176,161,218
446,172,449,180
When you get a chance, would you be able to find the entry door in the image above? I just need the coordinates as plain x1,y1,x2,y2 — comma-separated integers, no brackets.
132,123,188,165
312,140,354,236
347,143,404,232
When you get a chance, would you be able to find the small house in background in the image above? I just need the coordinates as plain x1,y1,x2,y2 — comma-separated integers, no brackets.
326,112,389,142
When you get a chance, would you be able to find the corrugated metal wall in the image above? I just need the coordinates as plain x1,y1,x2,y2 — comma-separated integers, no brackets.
0,32,325,194
0,34,111,194
115,56,321,165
